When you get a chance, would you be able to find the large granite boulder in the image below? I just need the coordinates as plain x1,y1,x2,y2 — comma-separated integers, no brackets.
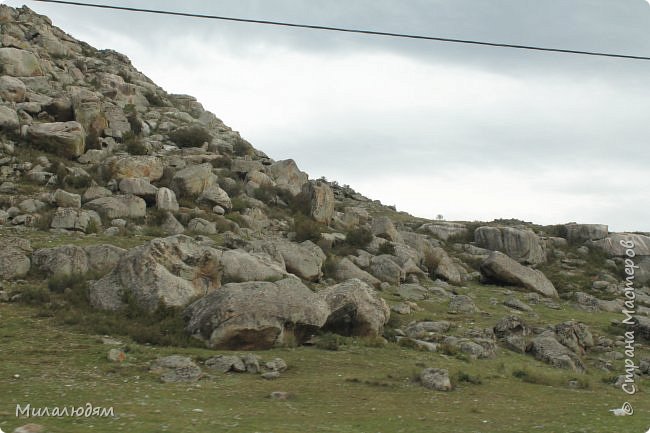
184,278,330,349
267,159,308,196
333,257,381,288
0,75,26,102
319,279,390,337
480,251,558,298
0,48,43,76
0,238,31,280
526,331,586,372
589,233,650,257
171,163,216,197
84,195,146,219
253,240,326,281
89,235,221,311
301,180,334,224
50,207,101,233
564,223,608,244
26,121,85,158
475,226,546,265
100,155,164,181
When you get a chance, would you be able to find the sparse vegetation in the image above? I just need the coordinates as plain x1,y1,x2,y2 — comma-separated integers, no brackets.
168,125,212,148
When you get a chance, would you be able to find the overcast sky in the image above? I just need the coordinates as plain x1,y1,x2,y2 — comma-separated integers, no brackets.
6,0,650,232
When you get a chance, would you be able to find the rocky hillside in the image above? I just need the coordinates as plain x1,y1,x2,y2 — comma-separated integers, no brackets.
1,6,649,426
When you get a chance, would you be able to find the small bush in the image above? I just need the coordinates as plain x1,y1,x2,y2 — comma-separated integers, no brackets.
252,184,278,206
124,132,148,155
322,255,340,279
378,242,396,255
345,227,373,248
314,332,344,351
169,125,212,148
210,155,232,169
144,90,166,107
18,286,52,305
293,214,323,242
457,371,482,385
48,273,89,294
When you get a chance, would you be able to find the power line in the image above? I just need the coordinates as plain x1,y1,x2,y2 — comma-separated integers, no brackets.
31,0,650,61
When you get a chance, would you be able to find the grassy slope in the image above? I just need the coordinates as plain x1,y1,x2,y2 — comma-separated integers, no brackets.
1,282,648,433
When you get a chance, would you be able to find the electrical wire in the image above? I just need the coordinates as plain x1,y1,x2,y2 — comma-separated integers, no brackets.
30,0,650,61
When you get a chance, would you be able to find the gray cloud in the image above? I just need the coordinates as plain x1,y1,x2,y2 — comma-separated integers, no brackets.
7,0,650,230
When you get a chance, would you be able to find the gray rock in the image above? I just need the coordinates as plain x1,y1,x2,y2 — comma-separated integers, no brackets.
0,105,19,131
0,75,26,102
82,186,112,203
89,235,221,311
0,238,31,280
107,349,126,362
420,368,452,391
26,121,85,159
171,163,216,197
85,194,146,219
419,221,468,241
371,216,402,243
50,207,101,233
161,212,185,235
262,371,280,380
480,251,558,298
242,354,261,373
319,278,390,337
32,245,88,276
100,155,164,181
396,283,429,301
565,223,608,243
369,254,404,286
391,303,411,315
0,47,44,76
184,278,329,349
221,249,287,283
526,331,586,372
426,247,462,284
150,355,202,383
265,358,288,372
119,177,158,201
188,218,217,235
197,184,232,210
205,355,246,373
448,295,479,314
267,159,308,195
405,321,452,339
475,226,546,265
503,296,533,312
301,180,334,224
333,257,381,288
156,187,179,212
589,233,650,256
53,189,81,208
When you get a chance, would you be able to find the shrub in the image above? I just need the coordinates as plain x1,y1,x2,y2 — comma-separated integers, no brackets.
48,273,90,294
378,242,396,256
293,214,323,242
252,184,278,205
210,155,232,169
457,371,482,385
144,90,166,107
169,125,212,148
322,255,340,279
18,286,52,305
345,227,373,248
314,332,344,351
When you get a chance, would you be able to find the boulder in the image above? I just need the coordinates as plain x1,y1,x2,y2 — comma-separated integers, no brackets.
83,244,127,274
161,212,185,235
396,283,429,301
448,295,479,314
118,177,158,202
220,249,287,283
369,254,404,286
184,278,330,349
53,189,81,208
426,247,462,284
150,355,202,383
480,251,558,298
171,163,216,197
301,180,334,224
589,233,650,257
419,221,468,241
32,245,88,276
50,207,101,233
84,195,146,219
0,238,31,280
0,48,43,76
274,240,326,281
267,159,307,195
156,187,179,212
205,355,246,373
197,184,232,210
564,223,608,244
319,279,390,337
187,218,217,235
333,257,381,288
371,216,402,243
475,226,546,265
526,331,586,372
493,316,531,353
0,75,26,102
420,368,452,391
82,186,112,203
0,105,19,131
554,321,593,355
89,235,221,311
100,155,163,181
26,121,85,158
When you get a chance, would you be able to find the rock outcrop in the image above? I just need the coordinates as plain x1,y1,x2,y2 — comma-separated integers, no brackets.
480,251,558,298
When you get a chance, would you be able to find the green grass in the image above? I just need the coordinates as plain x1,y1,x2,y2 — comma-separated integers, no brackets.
0,303,648,433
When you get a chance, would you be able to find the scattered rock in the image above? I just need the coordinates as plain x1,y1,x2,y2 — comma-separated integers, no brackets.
107,348,126,362
480,251,558,298
205,355,246,373
150,355,202,383
448,295,479,314
419,368,452,391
